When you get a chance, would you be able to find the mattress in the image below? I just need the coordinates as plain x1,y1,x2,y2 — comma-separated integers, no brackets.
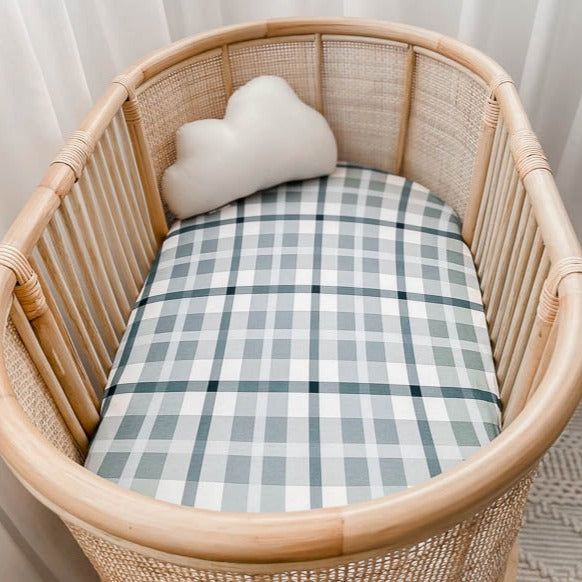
85,164,500,512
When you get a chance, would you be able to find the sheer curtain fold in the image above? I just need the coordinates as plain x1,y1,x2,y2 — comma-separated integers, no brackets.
1,0,581,238
0,0,65,240
1,1,581,580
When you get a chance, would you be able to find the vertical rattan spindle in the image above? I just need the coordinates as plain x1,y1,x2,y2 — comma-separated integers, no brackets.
114,76,168,246
0,245,100,436
462,81,509,246
394,45,415,176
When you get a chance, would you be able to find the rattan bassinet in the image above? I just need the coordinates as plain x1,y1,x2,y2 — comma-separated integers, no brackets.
1,17,581,582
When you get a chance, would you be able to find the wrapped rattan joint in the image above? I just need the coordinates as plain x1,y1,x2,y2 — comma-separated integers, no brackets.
51,130,97,183
510,129,551,181
483,97,500,129
489,74,514,99
112,75,167,243
0,244,47,320
113,75,142,124
537,257,582,324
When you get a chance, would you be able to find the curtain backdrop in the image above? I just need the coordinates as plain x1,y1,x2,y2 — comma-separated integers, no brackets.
1,1,581,580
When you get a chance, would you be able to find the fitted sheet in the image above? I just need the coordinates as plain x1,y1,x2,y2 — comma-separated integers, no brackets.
85,164,500,512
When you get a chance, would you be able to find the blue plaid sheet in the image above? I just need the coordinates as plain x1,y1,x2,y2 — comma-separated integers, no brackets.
85,164,500,512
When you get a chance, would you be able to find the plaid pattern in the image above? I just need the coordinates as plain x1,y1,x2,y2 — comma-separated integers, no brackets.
86,165,500,512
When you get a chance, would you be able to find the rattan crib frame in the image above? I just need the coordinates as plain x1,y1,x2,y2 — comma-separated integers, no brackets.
1,18,581,582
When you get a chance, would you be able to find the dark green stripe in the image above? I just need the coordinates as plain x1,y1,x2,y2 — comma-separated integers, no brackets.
308,176,326,508
168,213,461,242
134,284,484,313
395,180,441,477
336,162,387,171
104,381,500,406
182,198,245,507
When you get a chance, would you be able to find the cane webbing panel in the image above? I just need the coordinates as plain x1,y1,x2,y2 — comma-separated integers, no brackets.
403,52,489,219
321,39,408,173
4,319,81,462
68,471,534,582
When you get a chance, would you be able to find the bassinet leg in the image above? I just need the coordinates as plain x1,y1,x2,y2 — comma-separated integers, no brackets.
498,540,519,582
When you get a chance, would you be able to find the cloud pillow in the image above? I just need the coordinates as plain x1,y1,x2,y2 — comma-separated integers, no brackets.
162,76,338,219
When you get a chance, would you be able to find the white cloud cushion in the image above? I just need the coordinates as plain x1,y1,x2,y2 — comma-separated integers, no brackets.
162,76,338,219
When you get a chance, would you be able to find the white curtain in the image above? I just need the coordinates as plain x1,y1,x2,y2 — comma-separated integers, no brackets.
1,1,581,579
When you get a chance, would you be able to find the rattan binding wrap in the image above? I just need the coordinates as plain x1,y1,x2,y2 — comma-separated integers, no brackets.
0,245,47,320
537,257,582,324
483,97,500,129
52,130,97,181
509,129,552,181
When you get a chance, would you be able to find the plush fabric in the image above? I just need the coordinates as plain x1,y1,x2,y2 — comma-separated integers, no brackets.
86,165,500,512
162,76,337,219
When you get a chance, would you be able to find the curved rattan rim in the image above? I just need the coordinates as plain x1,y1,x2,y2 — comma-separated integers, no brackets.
1,17,582,565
